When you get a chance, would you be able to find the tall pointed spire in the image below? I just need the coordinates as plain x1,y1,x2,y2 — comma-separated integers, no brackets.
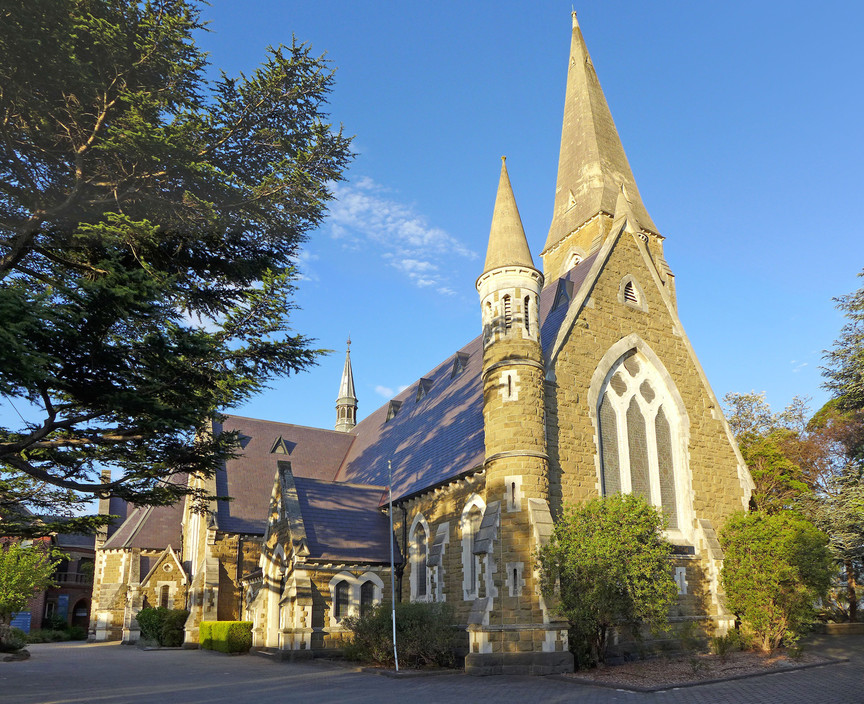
482,157,536,275
543,12,657,257
335,337,357,433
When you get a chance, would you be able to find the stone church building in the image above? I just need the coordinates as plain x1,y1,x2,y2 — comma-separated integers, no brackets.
89,14,753,675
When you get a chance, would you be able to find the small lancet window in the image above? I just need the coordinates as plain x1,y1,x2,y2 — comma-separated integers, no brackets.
159,584,169,609
414,523,427,598
523,296,530,334
360,581,375,618
333,580,350,621
503,295,512,330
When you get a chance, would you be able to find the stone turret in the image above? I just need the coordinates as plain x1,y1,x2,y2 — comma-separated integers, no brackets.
334,338,357,433
468,159,572,675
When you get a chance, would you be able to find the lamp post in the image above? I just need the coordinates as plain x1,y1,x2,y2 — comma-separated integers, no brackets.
388,460,399,671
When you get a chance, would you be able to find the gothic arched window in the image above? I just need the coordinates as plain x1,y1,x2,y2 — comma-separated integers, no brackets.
409,518,428,601
360,580,375,618
159,584,170,609
596,349,683,531
333,580,350,621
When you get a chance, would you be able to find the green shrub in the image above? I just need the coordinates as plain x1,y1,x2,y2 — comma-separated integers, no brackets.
42,615,69,631
199,621,253,653
720,511,832,652
68,625,87,641
23,629,71,643
537,495,678,666
710,632,737,662
0,627,26,652
343,602,458,669
136,607,188,647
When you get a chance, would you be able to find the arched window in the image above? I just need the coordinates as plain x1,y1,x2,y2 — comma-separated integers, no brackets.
409,515,430,601
460,496,485,600
333,580,350,621
159,584,170,609
503,295,512,330
360,581,375,618
596,348,686,532
414,523,427,598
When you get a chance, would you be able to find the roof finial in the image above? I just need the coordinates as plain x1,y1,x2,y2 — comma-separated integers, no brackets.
346,334,351,350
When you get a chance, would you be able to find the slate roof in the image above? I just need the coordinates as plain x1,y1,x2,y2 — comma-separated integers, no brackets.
102,501,183,551
54,532,96,549
213,416,355,534
293,477,400,564
102,258,598,551
337,257,598,503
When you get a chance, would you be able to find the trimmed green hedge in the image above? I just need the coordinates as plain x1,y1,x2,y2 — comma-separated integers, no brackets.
199,621,253,653
137,607,189,647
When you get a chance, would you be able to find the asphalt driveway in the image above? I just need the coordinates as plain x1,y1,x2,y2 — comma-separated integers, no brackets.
1,636,862,704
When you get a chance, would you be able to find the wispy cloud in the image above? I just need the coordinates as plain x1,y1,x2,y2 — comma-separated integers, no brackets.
790,360,808,373
328,177,478,293
374,383,410,399
295,249,320,282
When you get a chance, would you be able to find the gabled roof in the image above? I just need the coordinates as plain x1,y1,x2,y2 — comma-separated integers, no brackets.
102,259,598,550
102,501,183,551
293,477,400,564
213,416,355,534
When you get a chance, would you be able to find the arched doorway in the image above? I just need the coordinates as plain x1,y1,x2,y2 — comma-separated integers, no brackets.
71,598,90,629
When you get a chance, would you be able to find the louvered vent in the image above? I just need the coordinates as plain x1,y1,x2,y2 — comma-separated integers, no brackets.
451,352,469,378
624,281,638,304
386,400,402,422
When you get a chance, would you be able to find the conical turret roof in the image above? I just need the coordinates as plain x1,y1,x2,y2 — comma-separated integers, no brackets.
337,338,356,402
482,157,535,274
544,13,657,255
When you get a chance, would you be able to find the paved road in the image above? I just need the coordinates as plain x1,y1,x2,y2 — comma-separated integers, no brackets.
1,636,862,704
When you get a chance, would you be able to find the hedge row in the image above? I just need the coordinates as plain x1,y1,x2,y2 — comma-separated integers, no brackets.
200,621,253,653
137,607,188,647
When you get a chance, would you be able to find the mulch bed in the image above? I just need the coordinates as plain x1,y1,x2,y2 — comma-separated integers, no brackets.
559,649,844,692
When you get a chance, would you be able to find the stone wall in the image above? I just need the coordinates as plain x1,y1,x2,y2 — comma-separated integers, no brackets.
547,231,747,528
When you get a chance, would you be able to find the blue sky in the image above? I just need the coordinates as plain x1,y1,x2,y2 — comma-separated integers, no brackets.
199,1,863,429
5,2,859,439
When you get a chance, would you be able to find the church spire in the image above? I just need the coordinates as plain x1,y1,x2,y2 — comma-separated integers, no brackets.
482,157,535,275
335,337,357,433
543,12,657,258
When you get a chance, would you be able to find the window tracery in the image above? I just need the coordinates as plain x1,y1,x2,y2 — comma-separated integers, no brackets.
596,349,685,531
